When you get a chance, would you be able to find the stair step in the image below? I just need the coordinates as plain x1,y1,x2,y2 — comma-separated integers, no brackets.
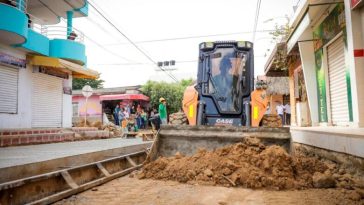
0,128,63,136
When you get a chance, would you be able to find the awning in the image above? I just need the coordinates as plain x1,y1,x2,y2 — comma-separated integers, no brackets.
100,94,150,101
27,55,99,79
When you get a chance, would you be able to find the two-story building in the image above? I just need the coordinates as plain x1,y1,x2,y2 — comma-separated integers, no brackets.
0,0,98,129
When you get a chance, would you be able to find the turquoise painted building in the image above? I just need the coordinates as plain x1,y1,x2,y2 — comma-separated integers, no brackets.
0,0,98,129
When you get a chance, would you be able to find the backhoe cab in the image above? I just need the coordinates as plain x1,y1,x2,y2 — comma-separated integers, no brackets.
185,41,254,126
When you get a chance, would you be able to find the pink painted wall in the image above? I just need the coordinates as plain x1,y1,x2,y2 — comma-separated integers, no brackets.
72,95,102,116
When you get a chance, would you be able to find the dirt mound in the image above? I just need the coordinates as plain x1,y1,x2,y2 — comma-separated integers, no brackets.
139,138,331,190
261,114,282,127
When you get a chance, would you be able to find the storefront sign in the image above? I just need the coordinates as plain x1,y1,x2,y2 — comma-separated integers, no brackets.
0,52,26,69
351,0,363,9
315,50,328,122
312,4,346,122
39,66,69,79
313,4,346,51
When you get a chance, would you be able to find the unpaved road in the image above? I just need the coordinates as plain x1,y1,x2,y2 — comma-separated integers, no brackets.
56,176,363,205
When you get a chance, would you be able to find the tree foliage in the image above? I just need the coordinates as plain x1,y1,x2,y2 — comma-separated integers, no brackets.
267,16,292,70
72,77,105,90
141,79,194,114
269,16,291,43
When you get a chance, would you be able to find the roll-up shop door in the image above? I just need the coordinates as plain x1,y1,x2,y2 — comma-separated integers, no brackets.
327,36,349,124
32,72,63,127
0,65,18,113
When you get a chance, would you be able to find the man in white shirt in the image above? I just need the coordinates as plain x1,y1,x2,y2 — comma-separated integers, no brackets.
276,102,284,125
284,103,291,125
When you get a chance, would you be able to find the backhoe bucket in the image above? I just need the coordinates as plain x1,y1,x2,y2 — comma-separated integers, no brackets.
146,125,291,162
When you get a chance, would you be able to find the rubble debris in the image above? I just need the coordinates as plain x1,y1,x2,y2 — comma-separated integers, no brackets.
102,122,122,137
169,112,188,125
261,114,282,127
140,137,364,191
312,172,336,188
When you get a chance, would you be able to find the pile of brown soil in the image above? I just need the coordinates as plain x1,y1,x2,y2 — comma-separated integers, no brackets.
138,138,343,190
261,114,282,127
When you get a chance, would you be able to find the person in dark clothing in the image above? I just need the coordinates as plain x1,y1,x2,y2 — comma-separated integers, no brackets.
113,105,120,126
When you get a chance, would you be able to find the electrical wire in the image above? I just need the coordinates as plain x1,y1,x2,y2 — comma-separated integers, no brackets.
37,0,138,64
58,18,138,64
95,59,198,66
103,29,280,46
252,0,262,43
88,0,179,82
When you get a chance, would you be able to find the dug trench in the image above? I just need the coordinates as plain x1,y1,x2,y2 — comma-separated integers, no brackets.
135,137,364,201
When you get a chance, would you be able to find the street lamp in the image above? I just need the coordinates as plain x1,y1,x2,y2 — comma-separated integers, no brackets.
156,60,177,71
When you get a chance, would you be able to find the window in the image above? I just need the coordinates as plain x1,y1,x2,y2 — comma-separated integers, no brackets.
0,65,18,114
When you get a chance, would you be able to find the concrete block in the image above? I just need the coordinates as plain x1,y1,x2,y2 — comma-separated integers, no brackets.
42,136,49,142
20,136,28,144
11,138,19,145
3,138,11,146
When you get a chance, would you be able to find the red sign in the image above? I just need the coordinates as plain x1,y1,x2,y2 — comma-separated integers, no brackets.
354,49,364,57
351,0,363,9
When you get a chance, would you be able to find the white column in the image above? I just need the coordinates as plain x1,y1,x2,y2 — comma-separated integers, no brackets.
298,41,320,126
62,74,73,128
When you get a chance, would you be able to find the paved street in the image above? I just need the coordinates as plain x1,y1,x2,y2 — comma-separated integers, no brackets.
0,138,149,169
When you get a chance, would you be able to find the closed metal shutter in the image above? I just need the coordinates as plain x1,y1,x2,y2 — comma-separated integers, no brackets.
32,73,63,127
0,65,18,113
327,36,349,124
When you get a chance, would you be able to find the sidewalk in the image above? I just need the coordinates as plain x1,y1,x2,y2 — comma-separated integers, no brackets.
0,138,149,169
290,126,364,158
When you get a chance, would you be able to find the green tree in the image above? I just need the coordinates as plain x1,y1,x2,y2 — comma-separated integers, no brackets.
72,77,105,90
141,79,193,114
266,16,292,70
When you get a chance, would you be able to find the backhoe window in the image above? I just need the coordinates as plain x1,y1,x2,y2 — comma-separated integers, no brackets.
207,48,247,113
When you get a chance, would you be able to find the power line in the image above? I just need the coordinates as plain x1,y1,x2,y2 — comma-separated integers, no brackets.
252,0,262,43
88,1,179,82
103,29,279,46
95,59,198,66
38,2,138,65
58,18,138,64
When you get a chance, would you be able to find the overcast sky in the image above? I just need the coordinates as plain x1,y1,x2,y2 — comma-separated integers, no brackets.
73,0,295,87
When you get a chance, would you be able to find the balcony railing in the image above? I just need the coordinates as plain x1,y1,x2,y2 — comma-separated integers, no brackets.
40,25,84,43
26,14,85,43
1,0,27,12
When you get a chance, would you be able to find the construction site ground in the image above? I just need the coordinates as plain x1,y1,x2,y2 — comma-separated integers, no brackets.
56,176,362,205
56,137,364,205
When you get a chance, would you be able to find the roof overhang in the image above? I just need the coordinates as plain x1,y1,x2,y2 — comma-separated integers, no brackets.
286,0,344,53
27,55,99,79
27,0,88,25
100,94,150,102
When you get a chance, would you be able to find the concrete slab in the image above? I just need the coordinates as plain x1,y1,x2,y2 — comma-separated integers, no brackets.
0,138,149,169
291,126,364,158
291,126,364,137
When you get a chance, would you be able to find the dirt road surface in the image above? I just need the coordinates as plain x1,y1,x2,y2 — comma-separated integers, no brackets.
55,176,363,205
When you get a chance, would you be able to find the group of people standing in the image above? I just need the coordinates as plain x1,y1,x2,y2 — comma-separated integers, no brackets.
276,102,291,125
112,97,168,132
113,104,147,132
